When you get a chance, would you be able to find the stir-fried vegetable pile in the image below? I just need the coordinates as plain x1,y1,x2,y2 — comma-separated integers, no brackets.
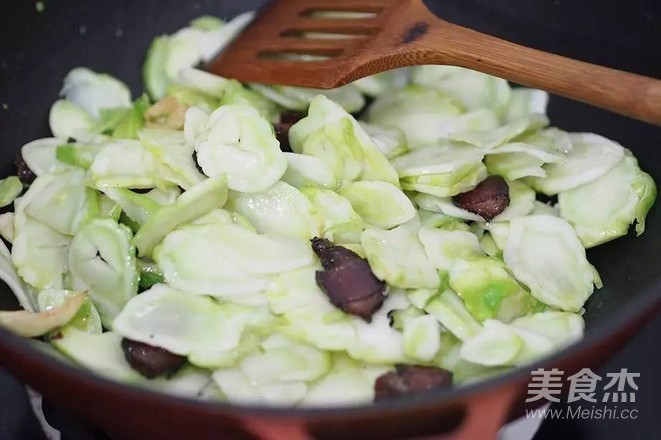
0,13,656,406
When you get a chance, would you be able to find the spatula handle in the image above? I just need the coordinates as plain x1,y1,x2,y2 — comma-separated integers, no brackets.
423,21,661,125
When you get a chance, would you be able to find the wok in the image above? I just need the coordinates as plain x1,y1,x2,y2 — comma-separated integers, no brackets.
0,0,659,439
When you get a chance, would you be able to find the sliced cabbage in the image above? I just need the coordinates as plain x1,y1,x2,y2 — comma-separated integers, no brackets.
68,219,138,328
265,266,337,316
37,289,102,334
347,302,407,364
392,143,485,178
51,327,143,382
419,227,483,272
459,320,523,366
281,152,338,190
289,95,399,185
49,99,96,141
504,215,595,312
531,200,559,216
402,314,442,362
12,215,70,290
134,175,228,257
101,188,161,226
449,115,548,150
212,368,306,406
448,258,539,322
411,66,511,113
239,335,331,387
352,68,410,97
145,365,218,400
503,88,549,122
419,225,540,322
191,208,255,231
424,289,482,341
485,153,546,181
401,163,487,198
484,222,510,251
510,311,584,347
267,266,357,351
434,108,502,139
359,122,408,159
479,231,501,258
529,133,625,195
460,311,584,366
484,128,570,180
143,36,172,100
266,265,356,351
220,80,280,122
227,181,320,239
300,188,364,244
393,142,488,197
296,119,364,187
160,85,216,115
417,180,536,223
0,212,14,243
143,186,181,205
106,94,152,140
155,222,312,298
250,83,365,113
113,284,272,368
143,12,254,99
0,293,86,338
558,151,657,247
190,15,224,31
0,240,35,312
366,86,464,147
175,68,227,99
0,176,22,208
301,354,389,407
55,143,104,170
185,105,286,193
136,259,165,290
88,140,159,189
418,210,471,231
20,170,96,235
361,217,439,289
339,181,415,229
60,67,131,119
21,138,73,176
279,308,356,352
406,288,438,309
138,128,206,189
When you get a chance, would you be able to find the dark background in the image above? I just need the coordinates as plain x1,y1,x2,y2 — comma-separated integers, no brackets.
0,0,659,439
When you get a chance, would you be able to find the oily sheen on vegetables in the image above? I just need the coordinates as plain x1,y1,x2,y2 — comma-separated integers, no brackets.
0,11,656,408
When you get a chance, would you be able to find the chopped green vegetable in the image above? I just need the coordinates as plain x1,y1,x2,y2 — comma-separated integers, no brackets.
504,215,596,312
134,175,228,257
137,259,165,290
361,217,439,289
339,181,416,229
185,105,287,193
559,151,657,247
366,86,465,147
68,219,138,328
0,176,23,208
529,133,625,195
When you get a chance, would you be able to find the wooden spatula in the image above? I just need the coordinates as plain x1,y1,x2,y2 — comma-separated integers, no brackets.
208,0,661,125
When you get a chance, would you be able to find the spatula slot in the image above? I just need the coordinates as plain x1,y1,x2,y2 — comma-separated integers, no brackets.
280,29,370,39
300,10,381,19
257,50,342,61
279,20,381,36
